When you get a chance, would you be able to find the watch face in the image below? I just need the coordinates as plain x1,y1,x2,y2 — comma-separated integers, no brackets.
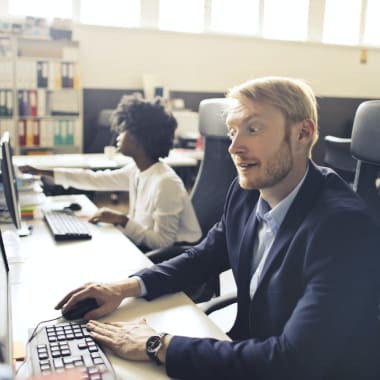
146,335,161,353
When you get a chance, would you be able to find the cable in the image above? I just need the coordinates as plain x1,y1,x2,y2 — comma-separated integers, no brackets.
15,316,62,377
27,316,62,344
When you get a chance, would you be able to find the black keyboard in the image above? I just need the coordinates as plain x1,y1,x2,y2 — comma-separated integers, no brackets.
30,322,115,379
43,209,92,241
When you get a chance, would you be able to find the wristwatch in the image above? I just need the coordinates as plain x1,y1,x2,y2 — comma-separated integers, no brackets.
146,332,168,365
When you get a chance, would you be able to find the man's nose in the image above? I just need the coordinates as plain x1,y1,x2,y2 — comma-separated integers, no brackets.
228,133,245,155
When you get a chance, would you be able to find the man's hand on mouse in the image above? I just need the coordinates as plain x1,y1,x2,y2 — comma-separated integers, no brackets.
55,279,142,320
89,207,129,227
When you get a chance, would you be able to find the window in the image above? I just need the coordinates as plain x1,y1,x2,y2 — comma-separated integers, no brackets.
8,0,72,19
363,0,380,46
210,0,259,35
159,0,204,33
323,0,361,45
5,0,380,48
80,0,140,28
262,0,309,41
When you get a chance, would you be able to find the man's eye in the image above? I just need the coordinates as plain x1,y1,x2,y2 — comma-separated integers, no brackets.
227,130,235,139
248,123,263,134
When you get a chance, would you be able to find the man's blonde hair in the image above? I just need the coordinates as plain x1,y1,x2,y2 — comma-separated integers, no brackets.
227,76,319,155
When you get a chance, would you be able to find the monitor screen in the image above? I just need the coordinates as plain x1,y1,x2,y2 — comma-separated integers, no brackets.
0,132,22,230
0,228,12,373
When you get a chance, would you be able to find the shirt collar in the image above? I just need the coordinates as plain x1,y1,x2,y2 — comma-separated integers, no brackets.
135,161,161,181
256,164,309,234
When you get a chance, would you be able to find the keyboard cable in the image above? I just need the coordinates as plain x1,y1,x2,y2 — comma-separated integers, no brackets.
15,315,62,377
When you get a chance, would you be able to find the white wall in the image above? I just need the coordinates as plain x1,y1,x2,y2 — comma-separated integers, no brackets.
73,24,380,98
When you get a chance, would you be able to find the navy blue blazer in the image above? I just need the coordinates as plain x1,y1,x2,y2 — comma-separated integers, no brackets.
136,162,380,380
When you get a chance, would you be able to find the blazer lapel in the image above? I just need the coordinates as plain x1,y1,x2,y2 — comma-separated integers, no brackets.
254,162,325,294
237,204,260,296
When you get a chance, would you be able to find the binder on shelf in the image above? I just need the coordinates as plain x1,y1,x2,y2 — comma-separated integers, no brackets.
18,90,29,117
25,119,34,146
5,89,13,116
0,89,12,116
32,119,40,146
67,63,74,88
0,89,5,116
17,90,22,115
45,91,52,116
0,120,15,143
39,119,47,146
73,63,80,89
37,61,48,88
3,120,15,141
60,119,67,144
61,62,69,88
53,120,62,145
37,89,46,117
39,119,54,147
29,90,38,116
67,120,74,145
49,62,62,89
18,119,26,146
0,119,5,135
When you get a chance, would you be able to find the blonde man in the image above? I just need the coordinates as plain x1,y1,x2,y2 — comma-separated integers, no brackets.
57,77,380,380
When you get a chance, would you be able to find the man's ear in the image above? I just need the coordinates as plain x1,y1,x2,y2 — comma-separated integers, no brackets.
298,119,315,142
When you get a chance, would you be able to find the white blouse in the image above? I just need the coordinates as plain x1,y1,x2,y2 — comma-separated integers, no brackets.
54,161,201,249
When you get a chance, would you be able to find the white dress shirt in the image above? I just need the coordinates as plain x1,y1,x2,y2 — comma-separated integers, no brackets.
54,161,201,249
250,166,309,298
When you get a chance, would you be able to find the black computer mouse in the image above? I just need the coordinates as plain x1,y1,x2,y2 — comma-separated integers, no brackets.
62,298,99,320
66,202,82,211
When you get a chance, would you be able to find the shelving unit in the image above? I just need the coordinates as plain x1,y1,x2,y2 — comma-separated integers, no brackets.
0,36,14,148
0,35,83,154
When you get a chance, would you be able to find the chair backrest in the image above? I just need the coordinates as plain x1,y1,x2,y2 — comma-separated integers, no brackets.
323,135,356,182
87,109,116,153
97,109,114,128
190,98,237,236
350,100,380,222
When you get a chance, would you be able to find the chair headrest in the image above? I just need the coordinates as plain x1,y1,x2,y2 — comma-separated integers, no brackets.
198,98,234,138
97,109,114,128
351,100,380,164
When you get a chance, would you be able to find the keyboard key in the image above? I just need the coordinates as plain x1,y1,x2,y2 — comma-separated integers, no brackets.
30,322,115,379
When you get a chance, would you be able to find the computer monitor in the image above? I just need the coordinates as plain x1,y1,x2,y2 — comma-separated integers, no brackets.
0,228,13,378
0,132,22,230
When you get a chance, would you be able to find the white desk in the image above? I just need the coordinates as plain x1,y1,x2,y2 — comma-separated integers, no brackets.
3,194,228,379
13,149,203,170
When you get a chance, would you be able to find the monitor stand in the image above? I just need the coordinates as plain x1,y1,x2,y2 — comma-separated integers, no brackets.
0,210,32,237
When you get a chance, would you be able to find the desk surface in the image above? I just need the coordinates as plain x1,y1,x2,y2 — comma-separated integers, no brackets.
13,149,203,170
3,194,228,379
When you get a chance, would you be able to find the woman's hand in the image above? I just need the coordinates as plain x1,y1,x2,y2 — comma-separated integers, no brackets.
18,165,53,178
89,207,128,227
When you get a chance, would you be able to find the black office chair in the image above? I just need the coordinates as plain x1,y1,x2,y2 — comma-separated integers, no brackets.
146,98,237,302
323,135,357,183
350,100,380,224
87,109,117,153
